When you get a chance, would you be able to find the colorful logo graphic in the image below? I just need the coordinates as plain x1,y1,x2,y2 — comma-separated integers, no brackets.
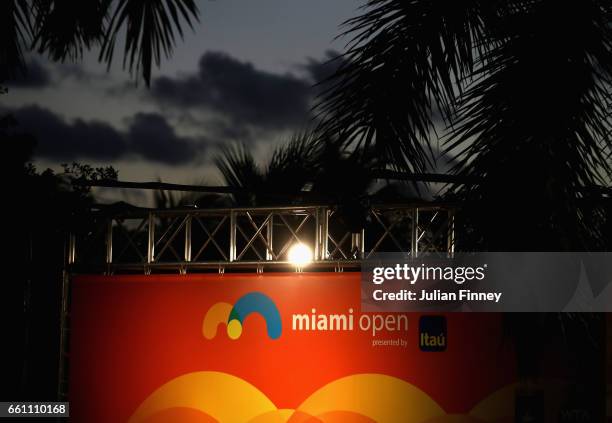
419,315,447,352
202,292,282,340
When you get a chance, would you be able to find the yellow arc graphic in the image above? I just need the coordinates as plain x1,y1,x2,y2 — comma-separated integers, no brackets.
201,303,233,340
129,372,518,423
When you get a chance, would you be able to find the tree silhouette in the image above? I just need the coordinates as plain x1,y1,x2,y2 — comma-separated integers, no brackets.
214,132,322,207
216,132,379,204
1,0,199,86
314,0,493,173
316,0,612,250
446,0,612,251
214,131,391,233
317,5,610,412
2,109,118,400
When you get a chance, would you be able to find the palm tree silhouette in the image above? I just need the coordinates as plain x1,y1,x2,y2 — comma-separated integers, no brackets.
316,0,612,251
215,131,394,240
214,133,317,207
214,131,379,211
316,4,610,415
1,0,199,86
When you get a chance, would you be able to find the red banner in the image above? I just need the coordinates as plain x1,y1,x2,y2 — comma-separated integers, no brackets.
70,273,517,422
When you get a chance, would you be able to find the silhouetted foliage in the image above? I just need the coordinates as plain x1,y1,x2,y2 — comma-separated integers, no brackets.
215,131,403,232
31,0,108,62
0,1,32,81
1,0,200,86
317,0,612,250
314,0,495,172
214,131,379,205
318,6,610,409
100,0,199,86
2,100,118,399
446,0,612,251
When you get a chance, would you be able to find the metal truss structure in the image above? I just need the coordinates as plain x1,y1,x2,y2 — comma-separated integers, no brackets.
67,203,456,274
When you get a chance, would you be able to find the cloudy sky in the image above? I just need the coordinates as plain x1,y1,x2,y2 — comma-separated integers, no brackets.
2,0,361,202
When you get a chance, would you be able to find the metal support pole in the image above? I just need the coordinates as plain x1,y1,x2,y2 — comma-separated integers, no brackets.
314,208,320,261
57,271,70,401
320,208,329,260
67,232,76,265
105,219,113,266
184,215,192,263
229,211,237,262
411,208,419,257
351,230,365,259
447,209,455,256
266,214,274,261
58,231,73,401
147,212,155,264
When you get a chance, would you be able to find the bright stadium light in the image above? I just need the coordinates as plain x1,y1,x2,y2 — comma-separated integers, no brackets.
287,243,313,267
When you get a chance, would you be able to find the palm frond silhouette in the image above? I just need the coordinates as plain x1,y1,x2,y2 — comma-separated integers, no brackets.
1,0,199,86
214,131,379,212
316,0,612,250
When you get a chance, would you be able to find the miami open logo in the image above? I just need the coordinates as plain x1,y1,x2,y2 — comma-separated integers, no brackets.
202,292,282,340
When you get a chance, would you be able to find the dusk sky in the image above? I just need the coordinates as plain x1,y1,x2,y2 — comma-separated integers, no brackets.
2,0,362,203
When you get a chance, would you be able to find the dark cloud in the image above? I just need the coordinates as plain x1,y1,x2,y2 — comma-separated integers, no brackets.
4,105,203,165
151,51,312,130
4,58,104,89
5,59,52,88
7,105,126,160
127,113,203,165
207,119,252,141
301,50,345,87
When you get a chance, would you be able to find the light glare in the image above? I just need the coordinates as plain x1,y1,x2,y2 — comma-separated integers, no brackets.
287,243,313,266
